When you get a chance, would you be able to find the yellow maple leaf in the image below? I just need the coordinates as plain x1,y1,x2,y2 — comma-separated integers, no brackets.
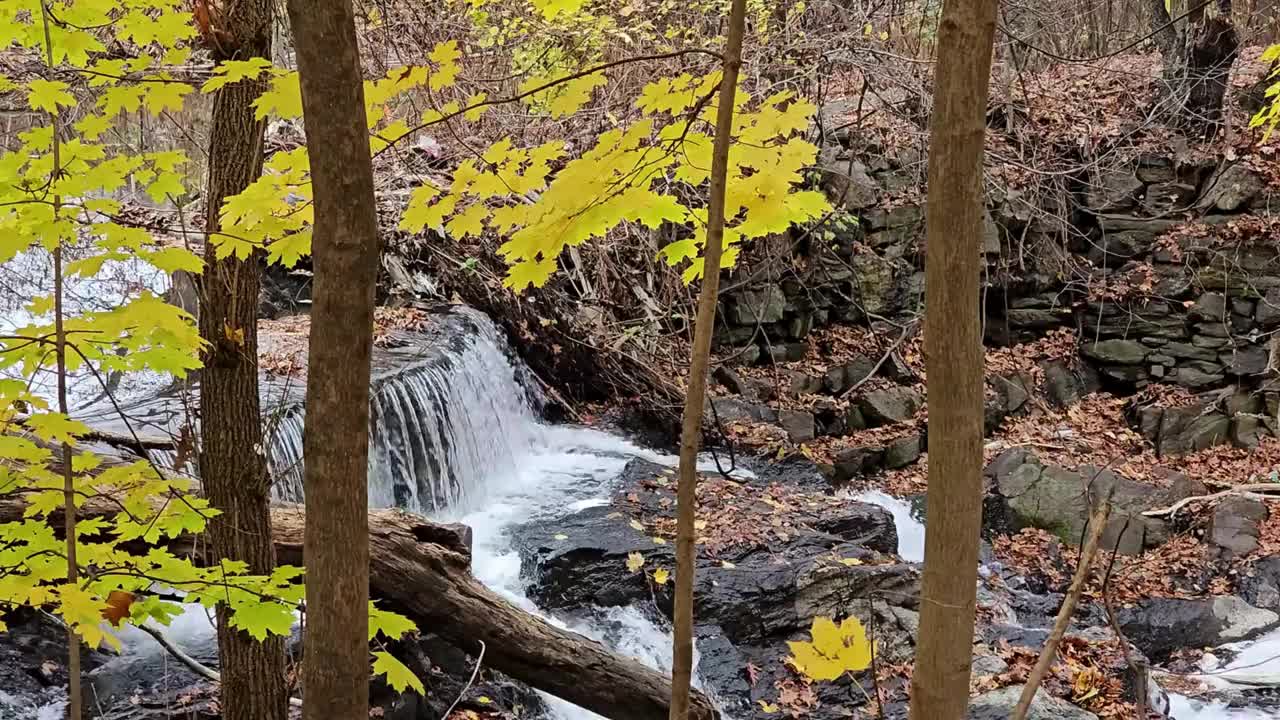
787,616,874,682
626,552,645,573
652,568,670,585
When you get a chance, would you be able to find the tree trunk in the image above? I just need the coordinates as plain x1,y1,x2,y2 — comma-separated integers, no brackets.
197,0,287,717
1181,0,1238,133
283,0,381,717
669,1,747,718
906,0,997,718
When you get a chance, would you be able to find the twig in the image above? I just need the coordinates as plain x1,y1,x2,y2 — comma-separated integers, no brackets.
132,621,306,708
1141,484,1280,518
441,639,486,720
836,322,919,400
1011,488,1114,720
1102,516,1149,720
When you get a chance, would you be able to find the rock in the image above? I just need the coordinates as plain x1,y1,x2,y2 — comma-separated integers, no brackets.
1088,230,1152,267
779,409,816,443
833,446,884,481
1241,557,1280,611
1083,339,1147,365
789,372,823,396
1209,497,1269,557
992,373,1032,415
1162,341,1219,362
1136,154,1176,183
713,366,751,396
819,154,879,210
850,254,901,316
1256,289,1280,328
883,434,923,469
1198,164,1266,212
841,355,879,388
1142,181,1197,215
711,397,778,424
729,285,786,325
969,686,1099,720
1189,292,1229,323
857,386,923,426
1149,403,1231,455
1172,366,1226,389
1222,345,1270,376
1086,170,1144,212
1042,361,1097,407
1231,414,1264,448
970,652,1009,677
990,451,1203,554
1120,596,1279,660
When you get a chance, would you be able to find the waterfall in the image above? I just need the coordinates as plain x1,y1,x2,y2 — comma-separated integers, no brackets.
266,308,544,512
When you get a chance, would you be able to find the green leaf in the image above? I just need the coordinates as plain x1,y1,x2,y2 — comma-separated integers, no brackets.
369,602,417,641
228,601,294,641
27,79,76,115
372,651,425,694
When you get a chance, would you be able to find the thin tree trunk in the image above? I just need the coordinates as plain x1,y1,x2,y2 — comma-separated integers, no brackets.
668,2,747,719
906,0,998,718
284,0,381,717
197,0,287,717
39,5,80,716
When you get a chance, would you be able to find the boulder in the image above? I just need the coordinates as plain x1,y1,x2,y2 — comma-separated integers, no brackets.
1088,230,1152,267
1145,403,1231,455
1209,497,1269,557
1256,289,1280,328
850,254,901,316
1119,596,1279,660
1189,292,1229,323
857,386,923,426
1222,345,1270,376
988,450,1203,554
832,445,884,481
711,397,778,424
883,434,923,469
969,686,1098,720
1241,557,1280,612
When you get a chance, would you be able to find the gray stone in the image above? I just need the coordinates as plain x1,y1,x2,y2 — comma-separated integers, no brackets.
1152,404,1230,454
788,372,823,396
850,254,901,316
1083,339,1147,365
993,373,1032,415
1195,321,1232,338
1232,298,1257,316
1256,289,1280,328
787,313,814,340
863,204,922,231
1173,367,1225,389
1213,595,1280,641
883,434,923,469
969,686,1098,720
1136,154,1176,183
1222,345,1270,376
728,285,786,325
710,396,777,424
1232,414,1265,448
1087,170,1144,212
970,652,1009,677
819,154,879,210
832,446,884,481
1162,342,1219,362
857,386,923,426
712,366,751,396
1147,353,1176,366
1006,308,1069,329
1199,164,1266,212
845,406,866,431
823,366,847,393
1241,557,1280,612
1192,334,1229,349
1088,230,1153,267
1189,292,1229,323
778,409,816,442
1142,181,1197,215
784,342,807,361
1209,497,1269,557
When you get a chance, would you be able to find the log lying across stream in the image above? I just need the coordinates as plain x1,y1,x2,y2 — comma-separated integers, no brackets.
0,496,716,720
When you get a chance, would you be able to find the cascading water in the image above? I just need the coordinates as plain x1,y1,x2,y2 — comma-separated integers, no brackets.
265,309,544,513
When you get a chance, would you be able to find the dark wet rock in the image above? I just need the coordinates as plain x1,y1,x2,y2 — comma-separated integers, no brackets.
1119,596,1279,661
857,386,922,426
969,686,1099,720
1198,164,1266,212
1223,345,1270,376
1209,497,1269,558
832,445,885,482
1086,170,1144,212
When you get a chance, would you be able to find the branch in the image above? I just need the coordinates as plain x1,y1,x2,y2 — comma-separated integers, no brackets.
132,621,305,707
1141,484,1280,518
1011,489,1114,720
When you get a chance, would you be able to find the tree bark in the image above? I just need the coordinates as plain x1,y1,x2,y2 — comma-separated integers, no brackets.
669,1,747,718
1181,0,1238,133
196,0,287,717
283,0,381,717
906,0,997,718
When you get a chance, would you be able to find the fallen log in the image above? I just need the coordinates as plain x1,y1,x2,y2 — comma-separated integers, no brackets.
0,497,716,720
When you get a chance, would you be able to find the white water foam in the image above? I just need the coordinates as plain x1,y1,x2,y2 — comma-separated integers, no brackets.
850,489,925,563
